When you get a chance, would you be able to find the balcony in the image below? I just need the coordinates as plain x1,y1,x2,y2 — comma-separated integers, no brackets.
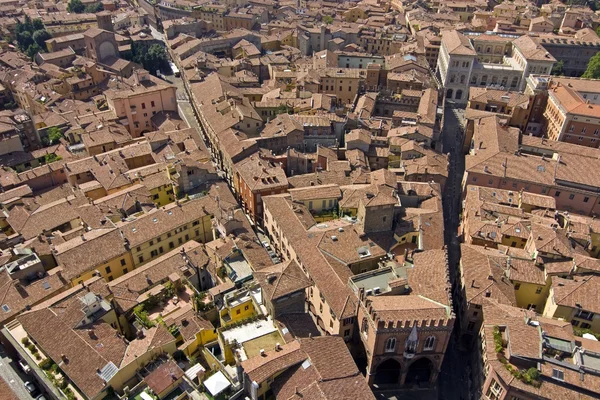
130,106,137,115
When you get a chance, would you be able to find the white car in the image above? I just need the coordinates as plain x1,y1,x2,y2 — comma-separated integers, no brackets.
18,359,31,374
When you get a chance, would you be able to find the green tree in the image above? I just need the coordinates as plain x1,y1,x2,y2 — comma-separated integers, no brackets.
25,43,41,60
32,29,51,50
84,2,104,12
46,126,64,144
322,15,333,24
16,15,33,34
127,43,171,76
16,31,33,51
583,52,600,79
551,60,564,76
67,0,85,13
32,19,44,31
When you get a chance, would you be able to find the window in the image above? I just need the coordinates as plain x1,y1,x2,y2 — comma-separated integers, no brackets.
487,379,503,398
467,321,475,331
120,259,126,266
535,287,542,294
584,197,590,203
572,319,580,327
138,256,144,263
569,194,575,200
105,266,111,274
236,309,241,315
424,336,435,351
514,283,521,290
151,101,155,107
575,309,594,321
555,191,561,197
150,250,158,257
552,369,564,381
361,317,369,337
169,241,174,249
344,329,350,337
384,337,397,352
141,102,146,109
108,276,113,282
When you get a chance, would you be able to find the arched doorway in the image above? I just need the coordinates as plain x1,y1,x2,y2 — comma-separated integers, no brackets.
446,89,453,99
374,358,401,385
455,89,463,100
405,357,433,385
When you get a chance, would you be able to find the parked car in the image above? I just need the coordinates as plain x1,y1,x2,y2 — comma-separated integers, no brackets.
35,395,47,400
262,241,272,251
24,381,39,397
18,359,31,374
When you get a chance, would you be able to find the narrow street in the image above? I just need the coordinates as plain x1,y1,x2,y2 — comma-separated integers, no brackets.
0,344,35,399
437,104,470,400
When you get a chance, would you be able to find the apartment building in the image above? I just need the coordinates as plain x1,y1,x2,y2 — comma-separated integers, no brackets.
240,336,375,400
3,277,180,400
262,193,381,338
233,154,288,224
117,196,218,267
53,228,134,286
467,88,532,131
543,276,600,333
542,77,600,148
105,70,177,137
463,117,600,216
472,299,600,400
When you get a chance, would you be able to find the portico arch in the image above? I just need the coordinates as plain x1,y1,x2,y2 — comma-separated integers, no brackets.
373,358,402,385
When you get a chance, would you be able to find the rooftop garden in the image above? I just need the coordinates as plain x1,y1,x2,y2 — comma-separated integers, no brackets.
493,326,541,388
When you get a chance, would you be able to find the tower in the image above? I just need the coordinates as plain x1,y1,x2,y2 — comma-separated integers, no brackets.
96,11,113,32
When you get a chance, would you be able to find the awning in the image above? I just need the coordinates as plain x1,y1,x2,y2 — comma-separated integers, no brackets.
203,371,231,397
184,363,205,381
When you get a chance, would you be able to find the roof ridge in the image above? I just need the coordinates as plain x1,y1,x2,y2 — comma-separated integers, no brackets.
555,277,591,305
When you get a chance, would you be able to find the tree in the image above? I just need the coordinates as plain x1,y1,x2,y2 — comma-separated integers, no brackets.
16,31,33,51
16,15,33,34
67,0,85,13
84,2,104,12
551,60,564,76
583,52,600,79
32,19,44,31
25,43,41,60
322,15,333,24
46,126,64,144
32,29,51,50
126,43,171,76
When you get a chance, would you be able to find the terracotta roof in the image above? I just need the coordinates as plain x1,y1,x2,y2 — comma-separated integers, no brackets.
270,336,376,400
54,228,129,281
254,260,312,301
442,30,476,55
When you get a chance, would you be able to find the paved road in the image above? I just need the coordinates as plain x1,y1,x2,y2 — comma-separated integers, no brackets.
149,25,165,42
0,344,34,399
437,104,470,400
